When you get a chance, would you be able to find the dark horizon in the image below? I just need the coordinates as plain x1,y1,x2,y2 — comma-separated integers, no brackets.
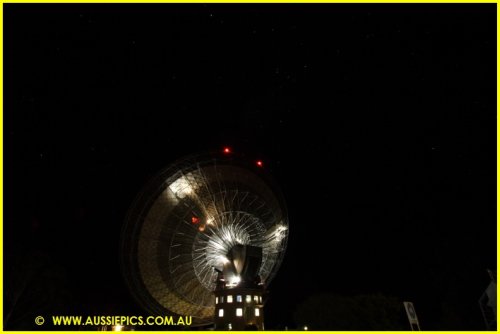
4,4,496,331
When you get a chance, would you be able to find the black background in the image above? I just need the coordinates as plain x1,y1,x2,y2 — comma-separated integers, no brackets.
4,4,496,330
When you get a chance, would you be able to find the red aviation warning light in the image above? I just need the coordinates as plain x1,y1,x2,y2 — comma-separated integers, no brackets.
191,217,200,224
223,147,231,154
256,160,263,167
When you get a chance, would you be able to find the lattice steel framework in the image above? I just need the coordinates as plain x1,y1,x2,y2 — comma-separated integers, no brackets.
120,153,288,325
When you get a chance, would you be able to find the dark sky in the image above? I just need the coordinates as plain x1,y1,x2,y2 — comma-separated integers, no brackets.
4,4,496,331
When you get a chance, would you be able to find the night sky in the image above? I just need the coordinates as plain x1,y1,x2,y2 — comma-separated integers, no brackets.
4,4,496,331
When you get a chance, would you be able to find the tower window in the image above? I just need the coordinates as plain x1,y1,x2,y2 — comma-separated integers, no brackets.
254,295,258,302
227,295,233,303
236,308,243,317
259,296,262,303
221,296,224,303
228,323,232,330
215,297,219,304
236,295,242,302
219,309,224,317
246,295,251,303
255,308,260,316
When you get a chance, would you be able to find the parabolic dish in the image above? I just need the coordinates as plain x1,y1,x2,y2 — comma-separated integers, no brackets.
120,152,288,325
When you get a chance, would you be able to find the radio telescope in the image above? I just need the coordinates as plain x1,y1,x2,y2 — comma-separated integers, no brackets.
120,151,288,325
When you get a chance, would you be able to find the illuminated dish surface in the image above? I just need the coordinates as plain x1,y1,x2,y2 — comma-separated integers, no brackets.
121,152,288,325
